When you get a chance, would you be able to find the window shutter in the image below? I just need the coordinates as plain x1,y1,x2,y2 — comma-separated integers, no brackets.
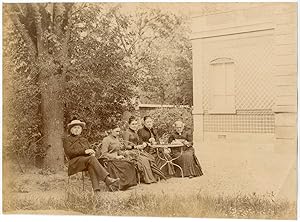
209,58,236,114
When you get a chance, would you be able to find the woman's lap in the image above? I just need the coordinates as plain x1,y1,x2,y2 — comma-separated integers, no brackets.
172,149,203,177
106,160,137,189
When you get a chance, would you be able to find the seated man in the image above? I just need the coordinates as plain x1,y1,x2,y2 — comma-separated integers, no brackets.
63,119,119,192
168,120,204,178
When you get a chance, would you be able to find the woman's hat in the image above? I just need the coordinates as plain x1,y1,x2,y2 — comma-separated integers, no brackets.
67,120,86,130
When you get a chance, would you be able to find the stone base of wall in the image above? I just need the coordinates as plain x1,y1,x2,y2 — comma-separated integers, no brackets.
202,132,275,143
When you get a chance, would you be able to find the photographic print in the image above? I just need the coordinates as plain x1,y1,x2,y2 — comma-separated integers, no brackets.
2,1,297,219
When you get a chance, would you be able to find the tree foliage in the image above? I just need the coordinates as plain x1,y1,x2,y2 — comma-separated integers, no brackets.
3,7,44,167
110,5,193,105
147,107,193,142
3,3,193,169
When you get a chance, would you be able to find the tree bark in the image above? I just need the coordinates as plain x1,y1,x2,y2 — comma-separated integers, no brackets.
33,3,69,171
40,72,65,171
8,3,72,171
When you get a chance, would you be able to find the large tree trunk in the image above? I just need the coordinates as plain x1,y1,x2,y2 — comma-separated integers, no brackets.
7,3,73,171
36,3,71,171
40,73,65,171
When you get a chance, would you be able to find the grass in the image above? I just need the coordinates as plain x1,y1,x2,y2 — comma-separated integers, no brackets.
3,185,296,219
2,163,297,219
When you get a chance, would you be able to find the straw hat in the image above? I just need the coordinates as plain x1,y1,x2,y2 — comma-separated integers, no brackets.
67,120,86,130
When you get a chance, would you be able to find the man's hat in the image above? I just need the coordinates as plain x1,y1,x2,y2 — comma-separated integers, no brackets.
67,119,86,130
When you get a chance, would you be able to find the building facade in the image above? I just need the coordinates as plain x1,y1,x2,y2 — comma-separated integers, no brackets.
191,3,297,150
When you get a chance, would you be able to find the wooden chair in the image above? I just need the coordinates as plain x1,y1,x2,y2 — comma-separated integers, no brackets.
64,153,86,191
90,141,103,160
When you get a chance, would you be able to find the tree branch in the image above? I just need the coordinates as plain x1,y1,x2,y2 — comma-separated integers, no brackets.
59,4,74,78
114,15,129,55
53,3,66,37
7,6,37,60
31,4,45,55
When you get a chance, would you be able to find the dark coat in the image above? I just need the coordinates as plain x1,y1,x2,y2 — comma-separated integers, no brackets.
63,134,91,176
168,130,194,153
168,130,193,143
137,126,159,154
137,126,158,143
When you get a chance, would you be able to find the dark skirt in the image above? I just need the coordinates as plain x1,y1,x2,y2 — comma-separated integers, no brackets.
136,153,157,184
172,149,203,177
125,150,166,183
105,159,137,190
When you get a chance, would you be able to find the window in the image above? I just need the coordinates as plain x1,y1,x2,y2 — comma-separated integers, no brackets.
209,58,236,114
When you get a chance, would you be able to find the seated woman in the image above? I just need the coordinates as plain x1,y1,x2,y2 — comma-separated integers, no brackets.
101,124,137,191
122,116,165,184
168,120,204,178
63,119,120,193
138,116,175,178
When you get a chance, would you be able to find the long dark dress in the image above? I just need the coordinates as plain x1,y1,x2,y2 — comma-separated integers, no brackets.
168,131,203,177
101,135,137,190
138,126,175,177
123,128,160,183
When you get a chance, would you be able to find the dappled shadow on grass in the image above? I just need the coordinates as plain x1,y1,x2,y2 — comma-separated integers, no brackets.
4,185,296,219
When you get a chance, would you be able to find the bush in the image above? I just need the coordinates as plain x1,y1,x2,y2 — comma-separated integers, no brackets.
3,21,44,167
147,107,193,140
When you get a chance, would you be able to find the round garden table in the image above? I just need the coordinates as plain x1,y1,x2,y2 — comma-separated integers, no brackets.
151,144,184,178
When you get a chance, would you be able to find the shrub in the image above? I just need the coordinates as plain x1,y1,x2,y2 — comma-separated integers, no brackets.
147,107,193,140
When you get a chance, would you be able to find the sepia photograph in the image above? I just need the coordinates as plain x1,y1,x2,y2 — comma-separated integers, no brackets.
2,1,298,220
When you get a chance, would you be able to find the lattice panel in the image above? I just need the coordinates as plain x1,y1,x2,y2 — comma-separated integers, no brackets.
202,30,275,111
203,110,275,133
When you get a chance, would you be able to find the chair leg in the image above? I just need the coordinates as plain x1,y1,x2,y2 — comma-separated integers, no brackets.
138,171,141,184
67,173,86,193
67,176,70,199
136,167,141,184
82,171,85,191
